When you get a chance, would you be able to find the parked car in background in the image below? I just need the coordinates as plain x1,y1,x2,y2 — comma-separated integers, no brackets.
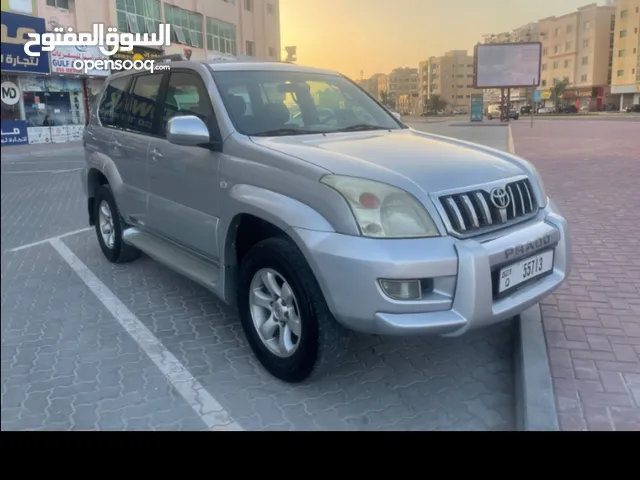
557,104,578,114
82,56,571,383
487,105,519,120
626,104,640,113
452,109,466,115
520,105,532,115
537,106,554,114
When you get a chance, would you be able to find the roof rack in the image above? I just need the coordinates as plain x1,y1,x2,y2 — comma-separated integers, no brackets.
153,54,186,62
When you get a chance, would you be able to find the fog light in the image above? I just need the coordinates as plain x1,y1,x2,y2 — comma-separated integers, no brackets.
379,279,421,300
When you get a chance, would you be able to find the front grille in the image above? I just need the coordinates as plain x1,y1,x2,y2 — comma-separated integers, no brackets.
439,178,537,236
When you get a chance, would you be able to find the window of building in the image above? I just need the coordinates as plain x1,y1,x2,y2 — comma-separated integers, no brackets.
164,4,203,48
580,74,587,83
456,95,463,99
541,79,547,87
116,0,161,36
465,95,470,98
266,3,274,14
564,60,569,68
620,30,627,38
582,39,590,48
206,18,237,54
617,70,624,77
620,9,628,18
245,41,255,56
581,56,588,65
268,47,275,57
552,78,558,86
555,27,561,36
541,63,547,71
554,45,559,53
244,0,253,11
619,49,625,57
565,42,572,51
46,0,70,8
542,47,548,56
583,21,591,30
553,61,559,69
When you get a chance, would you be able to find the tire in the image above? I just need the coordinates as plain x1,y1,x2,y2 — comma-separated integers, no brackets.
237,237,349,383
94,184,141,263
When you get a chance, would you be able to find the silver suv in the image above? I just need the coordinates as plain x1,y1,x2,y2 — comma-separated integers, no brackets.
82,56,571,383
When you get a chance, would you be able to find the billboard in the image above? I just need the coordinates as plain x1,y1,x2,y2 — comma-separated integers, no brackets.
1,11,50,74
474,42,542,89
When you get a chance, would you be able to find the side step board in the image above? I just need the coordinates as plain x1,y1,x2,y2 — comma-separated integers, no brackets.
122,227,221,291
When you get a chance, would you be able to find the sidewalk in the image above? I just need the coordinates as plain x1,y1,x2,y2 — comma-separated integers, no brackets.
1,141,83,160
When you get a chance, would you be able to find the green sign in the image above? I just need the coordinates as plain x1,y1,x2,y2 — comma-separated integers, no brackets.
470,94,484,122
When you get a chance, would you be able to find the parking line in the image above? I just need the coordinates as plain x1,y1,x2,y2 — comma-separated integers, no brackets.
49,237,244,431
1,168,83,175
9,227,93,252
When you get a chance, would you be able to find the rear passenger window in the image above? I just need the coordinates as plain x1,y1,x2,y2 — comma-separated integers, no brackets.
123,74,164,135
161,72,218,137
98,76,131,128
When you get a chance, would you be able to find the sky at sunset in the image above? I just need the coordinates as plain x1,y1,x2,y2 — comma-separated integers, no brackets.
279,0,608,79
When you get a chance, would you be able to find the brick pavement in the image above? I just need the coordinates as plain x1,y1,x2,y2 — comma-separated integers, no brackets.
2,124,518,431
511,119,640,431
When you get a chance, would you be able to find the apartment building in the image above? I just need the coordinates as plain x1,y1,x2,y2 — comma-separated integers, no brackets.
1,0,281,146
420,50,480,113
611,0,640,109
538,2,616,110
358,73,384,100
387,67,418,110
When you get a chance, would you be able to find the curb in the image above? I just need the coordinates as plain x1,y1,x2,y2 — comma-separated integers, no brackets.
514,305,559,431
1,146,84,160
508,122,559,431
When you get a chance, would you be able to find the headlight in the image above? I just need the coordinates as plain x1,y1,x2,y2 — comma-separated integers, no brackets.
321,175,440,238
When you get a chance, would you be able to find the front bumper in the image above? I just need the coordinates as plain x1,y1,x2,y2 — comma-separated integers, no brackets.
289,201,570,337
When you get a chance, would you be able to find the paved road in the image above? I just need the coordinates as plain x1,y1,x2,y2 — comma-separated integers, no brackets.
511,118,640,431
1,125,516,431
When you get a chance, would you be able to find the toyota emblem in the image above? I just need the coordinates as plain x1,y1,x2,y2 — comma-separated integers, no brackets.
490,187,510,209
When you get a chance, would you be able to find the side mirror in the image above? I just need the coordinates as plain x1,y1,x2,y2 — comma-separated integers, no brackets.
391,111,402,121
167,115,211,147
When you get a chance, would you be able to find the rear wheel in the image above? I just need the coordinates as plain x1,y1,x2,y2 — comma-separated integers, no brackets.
94,185,140,263
237,237,349,383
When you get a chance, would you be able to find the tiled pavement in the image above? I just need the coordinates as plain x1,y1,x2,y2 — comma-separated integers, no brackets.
1,124,517,431
511,118,640,431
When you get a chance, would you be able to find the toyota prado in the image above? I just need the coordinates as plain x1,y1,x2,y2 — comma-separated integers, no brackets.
82,55,571,383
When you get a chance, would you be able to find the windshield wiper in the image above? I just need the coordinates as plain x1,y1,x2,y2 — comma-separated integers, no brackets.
251,128,320,137
333,124,390,132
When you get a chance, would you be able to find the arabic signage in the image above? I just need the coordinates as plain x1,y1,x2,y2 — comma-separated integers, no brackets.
50,45,110,76
470,94,484,122
1,11,50,74
532,91,541,102
107,45,164,71
1,120,29,146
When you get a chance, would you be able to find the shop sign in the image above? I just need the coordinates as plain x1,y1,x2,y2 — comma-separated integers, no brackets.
20,75,82,93
165,45,207,61
1,81,21,105
1,11,50,74
50,46,110,77
1,120,29,146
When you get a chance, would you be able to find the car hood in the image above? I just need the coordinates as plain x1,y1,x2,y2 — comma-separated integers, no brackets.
250,128,529,195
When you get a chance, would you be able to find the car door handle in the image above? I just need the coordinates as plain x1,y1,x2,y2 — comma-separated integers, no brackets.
151,148,163,158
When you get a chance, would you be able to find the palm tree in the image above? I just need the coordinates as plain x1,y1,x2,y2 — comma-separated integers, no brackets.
552,77,571,108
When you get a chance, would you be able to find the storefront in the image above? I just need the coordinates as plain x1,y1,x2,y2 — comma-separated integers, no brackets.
1,11,49,147
611,84,640,111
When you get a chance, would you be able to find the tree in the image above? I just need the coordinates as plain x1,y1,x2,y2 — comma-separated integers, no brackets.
379,90,389,106
427,94,447,112
552,77,571,105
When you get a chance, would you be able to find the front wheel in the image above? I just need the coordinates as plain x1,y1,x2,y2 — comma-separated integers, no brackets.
237,237,349,383
94,185,140,263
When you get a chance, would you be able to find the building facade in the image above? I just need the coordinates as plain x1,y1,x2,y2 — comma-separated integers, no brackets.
1,0,281,146
537,2,616,110
387,67,418,112
357,73,384,101
610,0,640,109
420,50,480,113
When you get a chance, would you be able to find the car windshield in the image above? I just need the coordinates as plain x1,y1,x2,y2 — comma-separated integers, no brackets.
211,70,403,136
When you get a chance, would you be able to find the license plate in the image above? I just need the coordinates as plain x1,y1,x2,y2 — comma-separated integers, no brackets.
498,250,554,294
